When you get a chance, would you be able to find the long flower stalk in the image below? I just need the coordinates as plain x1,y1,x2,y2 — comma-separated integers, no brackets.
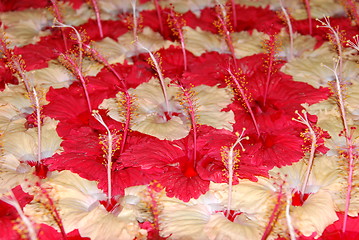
285,190,296,240
59,53,92,112
317,17,343,79
49,0,68,51
154,0,164,34
0,30,44,168
225,129,247,217
319,18,354,232
279,0,294,61
84,44,132,154
137,41,171,114
323,60,355,233
304,0,313,34
1,190,38,240
292,110,317,199
32,88,42,164
53,20,84,73
227,67,260,136
92,110,113,205
263,35,277,106
27,182,68,239
261,183,284,240
130,0,139,55
176,81,198,165
53,20,92,112
215,1,237,68
168,8,188,71
89,0,103,38
230,0,237,29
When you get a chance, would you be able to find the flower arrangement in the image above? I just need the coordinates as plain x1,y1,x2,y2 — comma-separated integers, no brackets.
0,0,358,239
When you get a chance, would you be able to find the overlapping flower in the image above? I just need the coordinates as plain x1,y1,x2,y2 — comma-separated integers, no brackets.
0,0,359,239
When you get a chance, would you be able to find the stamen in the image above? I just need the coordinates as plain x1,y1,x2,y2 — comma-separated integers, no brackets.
1,190,38,240
89,0,103,38
137,42,170,114
292,110,317,199
92,110,114,205
224,128,248,218
279,0,294,61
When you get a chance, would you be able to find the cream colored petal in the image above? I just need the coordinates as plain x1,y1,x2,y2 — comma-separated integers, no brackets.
210,180,276,219
102,79,234,139
0,84,33,114
184,27,266,58
81,58,104,77
292,190,338,238
0,154,35,194
60,2,93,26
194,85,234,131
0,9,52,47
78,206,140,240
3,131,38,162
306,100,358,156
132,114,190,141
99,0,133,15
160,0,214,16
99,94,127,122
282,58,333,88
122,27,175,59
269,156,341,194
92,27,174,64
309,156,343,192
232,30,267,58
282,58,358,89
183,27,227,56
277,30,317,60
160,202,210,240
2,118,62,162
282,44,359,88
0,104,27,133
346,81,359,121
326,157,359,217
23,170,106,232
40,118,63,158
51,171,140,238
285,0,344,20
332,180,359,217
101,77,191,140
130,78,190,140
0,9,51,26
270,160,307,192
158,191,225,239
98,0,153,19
28,62,76,89
91,37,126,65
3,22,51,46
205,213,262,240
160,189,261,240
131,78,180,114
122,185,152,222
234,0,273,8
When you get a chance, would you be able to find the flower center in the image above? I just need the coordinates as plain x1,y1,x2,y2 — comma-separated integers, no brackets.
291,191,310,206
216,210,242,222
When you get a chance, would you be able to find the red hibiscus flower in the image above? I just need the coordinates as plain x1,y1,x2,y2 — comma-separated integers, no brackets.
319,213,359,240
136,45,197,79
292,17,358,46
0,0,49,11
45,111,152,196
77,19,128,41
0,186,33,240
0,59,18,90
